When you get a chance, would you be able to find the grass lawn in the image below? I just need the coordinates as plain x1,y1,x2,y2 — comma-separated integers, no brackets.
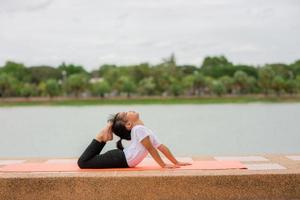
1,95,300,107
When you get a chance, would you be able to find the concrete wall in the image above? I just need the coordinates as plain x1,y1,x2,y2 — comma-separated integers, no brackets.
1,174,299,200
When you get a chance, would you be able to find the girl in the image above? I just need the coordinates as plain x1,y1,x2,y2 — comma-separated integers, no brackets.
77,110,192,169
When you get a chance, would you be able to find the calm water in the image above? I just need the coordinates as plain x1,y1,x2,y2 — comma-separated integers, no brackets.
0,103,299,158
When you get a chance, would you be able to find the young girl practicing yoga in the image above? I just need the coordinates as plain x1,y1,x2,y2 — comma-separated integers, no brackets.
77,110,192,169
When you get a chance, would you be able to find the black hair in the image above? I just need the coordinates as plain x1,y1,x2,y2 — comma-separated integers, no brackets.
107,112,131,150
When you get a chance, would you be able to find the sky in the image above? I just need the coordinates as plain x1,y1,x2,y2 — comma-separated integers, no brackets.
0,0,299,71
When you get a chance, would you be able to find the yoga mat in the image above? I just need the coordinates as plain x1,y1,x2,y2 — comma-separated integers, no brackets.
0,159,247,172
44,157,194,164
0,159,26,165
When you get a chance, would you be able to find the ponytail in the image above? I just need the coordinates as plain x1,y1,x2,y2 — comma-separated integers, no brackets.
108,112,131,151
117,138,124,150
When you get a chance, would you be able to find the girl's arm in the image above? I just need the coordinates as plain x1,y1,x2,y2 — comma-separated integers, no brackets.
158,144,192,166
157,144,179,164
140,136,166,167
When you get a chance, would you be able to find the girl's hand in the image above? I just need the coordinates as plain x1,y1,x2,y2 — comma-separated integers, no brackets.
162,164,181,169
175,161,193,166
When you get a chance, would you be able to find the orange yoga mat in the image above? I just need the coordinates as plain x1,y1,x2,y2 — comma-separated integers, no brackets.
0,159,247,172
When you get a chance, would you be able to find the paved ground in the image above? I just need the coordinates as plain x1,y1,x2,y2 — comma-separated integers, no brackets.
1,153,299,200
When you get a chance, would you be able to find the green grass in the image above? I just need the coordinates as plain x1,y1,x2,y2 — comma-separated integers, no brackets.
1,95,300,107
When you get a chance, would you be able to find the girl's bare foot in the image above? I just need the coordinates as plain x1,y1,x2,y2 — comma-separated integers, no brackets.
96,123,113,142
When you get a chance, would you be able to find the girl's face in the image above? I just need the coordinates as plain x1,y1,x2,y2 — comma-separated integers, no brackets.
118,110,139,130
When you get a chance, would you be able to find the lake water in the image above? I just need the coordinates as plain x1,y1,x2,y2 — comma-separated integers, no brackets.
0,103,299,158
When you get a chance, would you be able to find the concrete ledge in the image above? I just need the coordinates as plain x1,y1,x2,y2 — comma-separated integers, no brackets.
1,153,300,200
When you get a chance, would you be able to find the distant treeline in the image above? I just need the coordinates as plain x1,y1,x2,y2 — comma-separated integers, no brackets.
0,54,300,98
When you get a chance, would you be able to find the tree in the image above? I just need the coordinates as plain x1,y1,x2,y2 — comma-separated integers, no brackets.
272,76,286,96
268,63,292,79
246,76,258,94
152,65,172,95
285,79,298,95
116,76,136,98
58,62,88,76
19,83,37,98
258,67,275,95
2,61,31,82
138,77,156,96
64,73,89,98
162,53,176,68
235,65,258,78
98,64,117,78
90,80,111,98
233,70,249,94
169,77,184,96
0,73,19,97
182,75,196,95
178,65,198,75
193,72,206,95
296,75,300,92
160,53,182,79
219,76,234,94
45,79,61,98
37,81,47,96
212,80,226,97
28,66,61,84
289,60,300,77
100,66,121,86
200,55,235,78
129,63,151,84
203,76,214,95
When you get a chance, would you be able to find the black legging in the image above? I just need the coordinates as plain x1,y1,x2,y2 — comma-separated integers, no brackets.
77,139,129,168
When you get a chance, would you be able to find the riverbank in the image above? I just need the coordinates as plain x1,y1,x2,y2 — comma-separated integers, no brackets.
1,95,300,107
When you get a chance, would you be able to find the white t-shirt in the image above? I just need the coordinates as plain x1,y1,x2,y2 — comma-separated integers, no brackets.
123,124,162,167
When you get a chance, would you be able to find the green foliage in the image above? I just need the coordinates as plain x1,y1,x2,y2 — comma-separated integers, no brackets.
169,77,184,96
28,66,61,84
290,60,300,76
203,76,214,95
258,66,275,95
64,73,89,97
58,62,88,76
233,70,255,94
246,76,258,93
152,65,172,95
116,76,136,98
90,80,111,97
296,75,300,92
19,83,38,97
178,65,198,75
45,79,61,97
99,64,117,77
212,80,226,96
193,72,206,95
37,81,47,96
99,65,122,86
235,65,258,78
272,76,286,96
202,55,233,68
182,75,196,95
200,56,235,78
285,80,298,94
2,61,31,82
1,56,300,98
268,63,293,79
233,70,247,93
138,77,156,96
219,76,234,94
129,63,151,84
0,73,20,97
